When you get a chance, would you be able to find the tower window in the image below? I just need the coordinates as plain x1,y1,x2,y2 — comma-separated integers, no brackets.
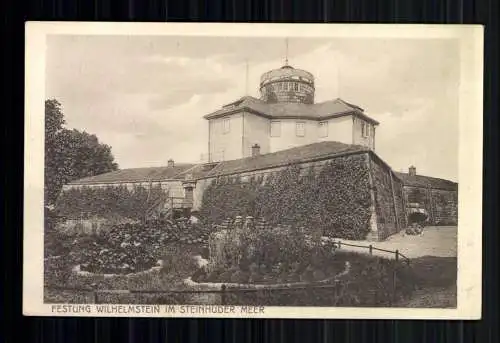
223,118,230,134
270,121,281,137
361,122,370,138
319,121,328,137
296,121,306,137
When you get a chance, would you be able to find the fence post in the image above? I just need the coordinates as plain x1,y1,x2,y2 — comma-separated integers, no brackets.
221,284,226,305
91,283,98,304
369,244,373,255
392,251,400,306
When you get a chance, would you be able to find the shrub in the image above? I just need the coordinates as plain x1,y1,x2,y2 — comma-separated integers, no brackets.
199,224,339,284
220,252,416,307
55,218,213,275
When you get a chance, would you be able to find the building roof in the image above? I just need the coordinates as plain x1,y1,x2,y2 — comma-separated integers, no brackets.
66,142,371,186
172,163,217,180
200,141,371,178
394,172,458,191
203,96,379,125
68,164,197,185
260,65,315,85
65,143,458,191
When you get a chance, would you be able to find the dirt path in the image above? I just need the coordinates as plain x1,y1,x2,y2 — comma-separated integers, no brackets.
325,226,457,259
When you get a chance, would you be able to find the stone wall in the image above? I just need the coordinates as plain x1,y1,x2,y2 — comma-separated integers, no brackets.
370,156,405,240
394,180,408,229
197,152,375,240
431,189,458,225
404,186,458,225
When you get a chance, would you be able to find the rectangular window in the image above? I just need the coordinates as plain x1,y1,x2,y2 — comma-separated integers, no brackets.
296,121,306,137
270,121,281,137
294,83,299,91
223,118,230,134
319,121,328,137
364,123,371,137
362,122,370,138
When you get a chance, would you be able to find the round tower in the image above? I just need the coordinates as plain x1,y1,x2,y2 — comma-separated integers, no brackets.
259,64,315,104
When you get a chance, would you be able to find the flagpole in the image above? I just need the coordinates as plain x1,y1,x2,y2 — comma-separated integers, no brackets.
245,59,249,95
285,38,289,65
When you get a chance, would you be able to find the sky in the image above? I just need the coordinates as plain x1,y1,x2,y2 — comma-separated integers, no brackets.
46,35,460,182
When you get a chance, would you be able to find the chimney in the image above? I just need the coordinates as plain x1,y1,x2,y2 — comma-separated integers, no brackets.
251,144,261,157
168,159,175,167
409,165,416,176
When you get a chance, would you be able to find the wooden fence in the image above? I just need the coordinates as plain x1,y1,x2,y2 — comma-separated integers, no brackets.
46,280,347,305
45,241,412,306
330,240,411,265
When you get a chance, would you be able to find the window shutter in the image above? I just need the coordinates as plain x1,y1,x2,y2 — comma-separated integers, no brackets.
270,121,281,137
296,122,305,137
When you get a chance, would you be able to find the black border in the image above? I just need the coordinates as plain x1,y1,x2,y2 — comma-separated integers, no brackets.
4,0,498,342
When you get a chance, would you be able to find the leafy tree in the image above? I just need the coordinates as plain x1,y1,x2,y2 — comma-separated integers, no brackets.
44,99,118,206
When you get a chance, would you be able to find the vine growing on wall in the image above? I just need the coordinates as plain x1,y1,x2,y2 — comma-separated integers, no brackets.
199,154,373,240
55,184,169,221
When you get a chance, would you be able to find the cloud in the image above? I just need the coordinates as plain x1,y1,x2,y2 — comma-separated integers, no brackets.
46,35,460,181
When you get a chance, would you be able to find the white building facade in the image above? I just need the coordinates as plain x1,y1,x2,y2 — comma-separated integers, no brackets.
204,64,379,162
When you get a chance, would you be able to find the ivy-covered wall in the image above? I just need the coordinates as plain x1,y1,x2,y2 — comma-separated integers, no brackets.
199,153,374,240
370,157,405,240
431,189,458,225
394,180,407,229
404,186,458,225
55,185,169,221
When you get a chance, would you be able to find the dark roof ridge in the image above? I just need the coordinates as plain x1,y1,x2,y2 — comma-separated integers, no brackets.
204,96,379,124
201,141,370,179
68,163,198,185
394,171,458,190
110,163,195,171
395,171,458,184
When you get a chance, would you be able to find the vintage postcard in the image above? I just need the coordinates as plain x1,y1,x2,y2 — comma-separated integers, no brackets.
24,22,483,319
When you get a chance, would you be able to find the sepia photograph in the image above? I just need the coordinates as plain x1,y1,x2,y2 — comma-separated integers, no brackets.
24,23,483,319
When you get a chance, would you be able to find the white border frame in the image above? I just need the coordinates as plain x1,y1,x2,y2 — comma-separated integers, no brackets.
24,22,483,319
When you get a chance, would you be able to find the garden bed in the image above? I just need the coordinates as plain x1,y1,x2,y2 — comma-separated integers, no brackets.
184,260,351,290
218,251,417,307
48,218,211,275
44,250,419,306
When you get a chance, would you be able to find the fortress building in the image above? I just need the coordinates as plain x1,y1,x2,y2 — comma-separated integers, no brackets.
204,63,377,162
61,61,458,240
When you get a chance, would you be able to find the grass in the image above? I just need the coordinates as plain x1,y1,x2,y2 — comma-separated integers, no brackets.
395,256,457,308
45,249,422,307
44,237,457,307
44,242,206,303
